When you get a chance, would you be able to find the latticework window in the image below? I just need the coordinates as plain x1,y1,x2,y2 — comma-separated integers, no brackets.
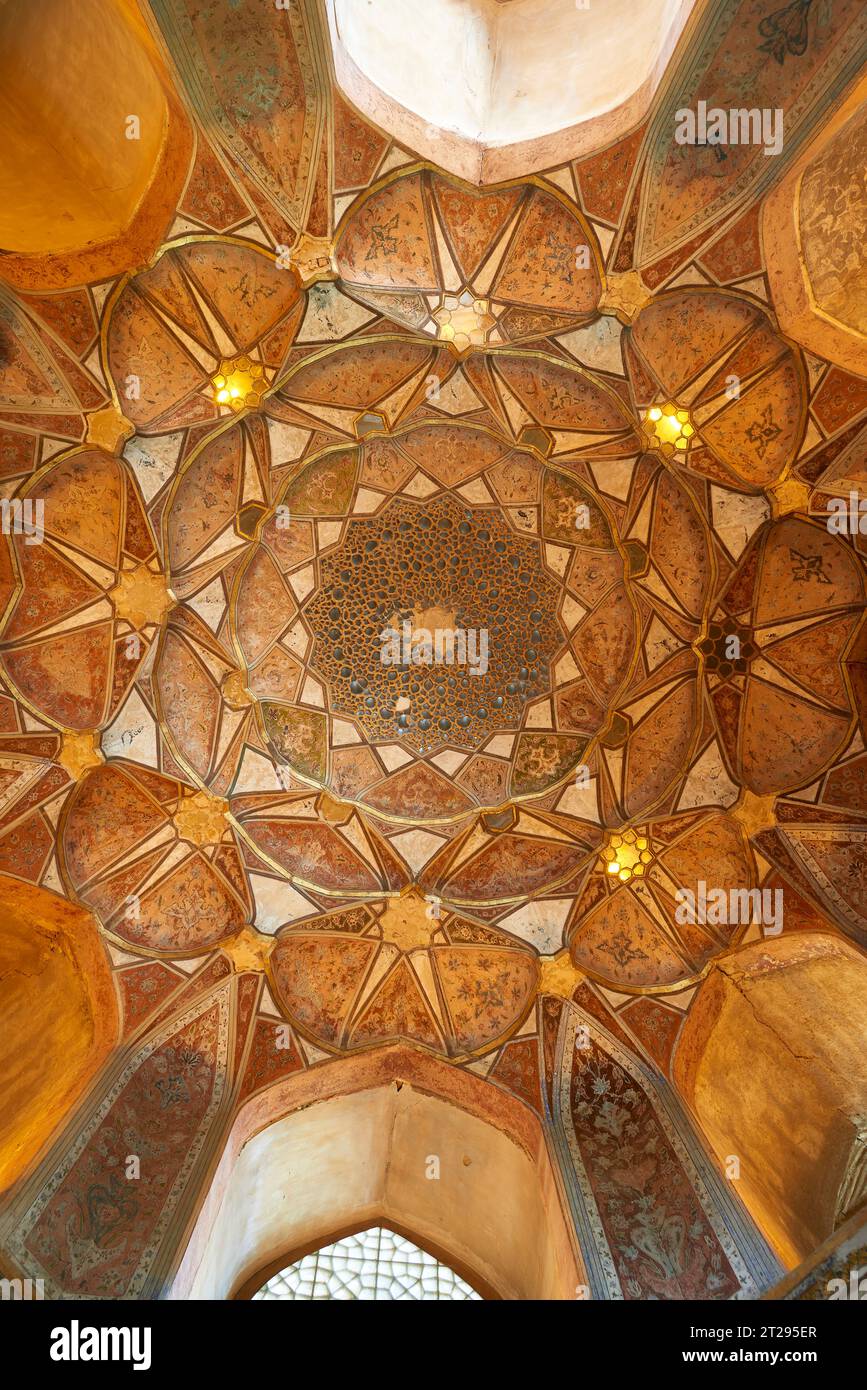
253,1226,482,1301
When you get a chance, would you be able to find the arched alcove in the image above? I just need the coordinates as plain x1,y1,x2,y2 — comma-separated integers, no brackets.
673,932,867,1268
0,0,191,289
325,0,695,181
763,73,867,377
0,875,117,1196
169,1048,583,1300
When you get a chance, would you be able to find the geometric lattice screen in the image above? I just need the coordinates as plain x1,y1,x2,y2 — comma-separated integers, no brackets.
253,1227,482,1300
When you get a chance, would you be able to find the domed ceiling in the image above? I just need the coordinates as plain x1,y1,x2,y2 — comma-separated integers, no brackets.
0,0,865,1089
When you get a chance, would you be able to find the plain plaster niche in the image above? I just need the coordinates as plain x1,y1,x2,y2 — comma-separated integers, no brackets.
174,1081,583,1300
326,0,695,181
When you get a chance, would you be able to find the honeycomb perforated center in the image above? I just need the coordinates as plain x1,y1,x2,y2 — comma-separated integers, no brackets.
308,494,565,752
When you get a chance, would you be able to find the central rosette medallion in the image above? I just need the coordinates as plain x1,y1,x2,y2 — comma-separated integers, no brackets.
228,421,637,824
307,492,564,753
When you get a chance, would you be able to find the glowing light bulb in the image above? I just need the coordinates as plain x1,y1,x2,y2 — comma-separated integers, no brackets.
644,401,695,455
211,356,268,412
600,827,654,884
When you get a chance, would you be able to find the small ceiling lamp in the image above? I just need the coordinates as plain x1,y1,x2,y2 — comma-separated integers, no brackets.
601,828,653,883
433,291,495,354
211,355,267,412
643,401,695,456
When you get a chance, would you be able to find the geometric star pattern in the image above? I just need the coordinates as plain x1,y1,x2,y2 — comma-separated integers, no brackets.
0,0,862,1179
0,0,864,1307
